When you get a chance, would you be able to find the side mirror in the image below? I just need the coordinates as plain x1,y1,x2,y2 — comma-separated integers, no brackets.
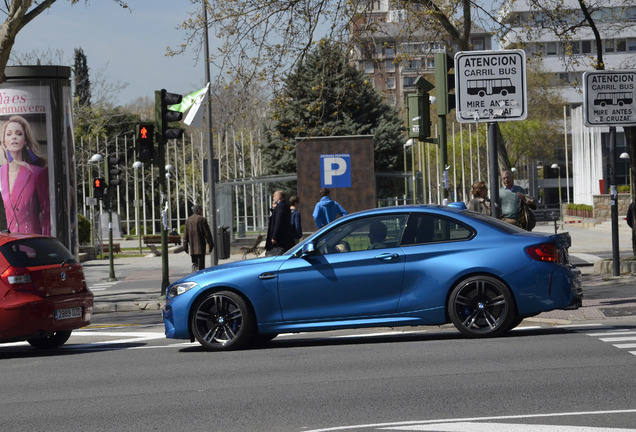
301,242,316,257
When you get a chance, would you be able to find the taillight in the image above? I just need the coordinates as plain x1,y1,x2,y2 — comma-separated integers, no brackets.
1,267,35,291
526,243,562,263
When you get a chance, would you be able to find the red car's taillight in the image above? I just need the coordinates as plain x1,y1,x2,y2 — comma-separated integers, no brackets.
526,243,562,263
1,266,35,291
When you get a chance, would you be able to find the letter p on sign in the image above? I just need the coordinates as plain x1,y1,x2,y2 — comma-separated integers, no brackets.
321,154,351,188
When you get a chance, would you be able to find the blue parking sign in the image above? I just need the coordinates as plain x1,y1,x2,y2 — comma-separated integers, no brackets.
320,154,351,188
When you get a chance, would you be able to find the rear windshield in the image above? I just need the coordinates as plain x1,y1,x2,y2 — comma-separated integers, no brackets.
462,210,527,234
0,237,76,267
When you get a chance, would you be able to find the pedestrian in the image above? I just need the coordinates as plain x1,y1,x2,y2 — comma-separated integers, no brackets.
468,181,492,215
627,202,634,228
183,204,214,273
265,190,295,256
289,195,303,243
499,170,536,228
312,187,347,229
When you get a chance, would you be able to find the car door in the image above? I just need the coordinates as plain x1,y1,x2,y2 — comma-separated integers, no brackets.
276,214,408,322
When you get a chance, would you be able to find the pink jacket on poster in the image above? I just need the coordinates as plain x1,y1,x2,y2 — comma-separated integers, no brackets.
1,163,50,236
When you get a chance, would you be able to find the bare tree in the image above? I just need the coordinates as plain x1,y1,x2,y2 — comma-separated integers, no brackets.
0,0,129,82
502,0,636,253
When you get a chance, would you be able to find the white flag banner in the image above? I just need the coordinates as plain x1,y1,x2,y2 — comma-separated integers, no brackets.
184,83,210,127
169,82,209,113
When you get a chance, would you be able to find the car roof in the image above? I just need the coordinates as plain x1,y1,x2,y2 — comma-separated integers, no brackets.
341,204,465,219
0,231,50,246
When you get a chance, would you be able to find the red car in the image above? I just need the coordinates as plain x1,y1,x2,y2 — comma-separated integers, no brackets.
0,233,93,349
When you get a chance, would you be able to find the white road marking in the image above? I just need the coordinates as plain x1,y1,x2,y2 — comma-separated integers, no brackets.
382,422,636,431
580,327,636,356
303,409,636,432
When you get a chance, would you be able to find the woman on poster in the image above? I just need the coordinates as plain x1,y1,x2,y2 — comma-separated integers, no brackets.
0,115,50,236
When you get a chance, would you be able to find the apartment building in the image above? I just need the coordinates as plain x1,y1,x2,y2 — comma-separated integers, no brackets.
501,0,636,204
350,0,492,108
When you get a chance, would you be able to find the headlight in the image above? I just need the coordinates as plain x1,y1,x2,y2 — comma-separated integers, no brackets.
168,281,199,298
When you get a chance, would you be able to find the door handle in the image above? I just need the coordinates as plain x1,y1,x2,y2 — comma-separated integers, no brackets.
374,253,399,261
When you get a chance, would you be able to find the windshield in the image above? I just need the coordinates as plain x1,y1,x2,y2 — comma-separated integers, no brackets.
0,237,77,267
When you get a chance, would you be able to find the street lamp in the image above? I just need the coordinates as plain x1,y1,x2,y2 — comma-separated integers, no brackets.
551,163,562,215
133,161,143,255
620,152,632,194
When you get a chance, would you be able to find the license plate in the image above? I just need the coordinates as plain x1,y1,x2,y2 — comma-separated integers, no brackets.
55,307,82,320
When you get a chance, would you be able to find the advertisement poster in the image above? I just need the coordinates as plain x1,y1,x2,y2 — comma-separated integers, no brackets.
0,86,53,236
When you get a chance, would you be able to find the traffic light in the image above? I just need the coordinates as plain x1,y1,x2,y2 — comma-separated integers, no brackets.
407,93,431,139
136,123,155,162
106,156,123,187
435,52,456,115
155,89,184,142
93,178,106,199
407,76,434,139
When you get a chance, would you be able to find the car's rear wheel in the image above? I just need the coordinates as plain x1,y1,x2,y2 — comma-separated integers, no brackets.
27,330,72,349
448,276,516,338
191,290,254,351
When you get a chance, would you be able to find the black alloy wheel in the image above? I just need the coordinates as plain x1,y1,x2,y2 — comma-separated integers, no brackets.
448,276,516,338
191,290,254,351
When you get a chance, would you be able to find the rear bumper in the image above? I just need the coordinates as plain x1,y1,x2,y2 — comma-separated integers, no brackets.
0,292,93,342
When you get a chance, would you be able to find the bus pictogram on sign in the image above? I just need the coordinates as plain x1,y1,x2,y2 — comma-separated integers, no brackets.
583,71,636,126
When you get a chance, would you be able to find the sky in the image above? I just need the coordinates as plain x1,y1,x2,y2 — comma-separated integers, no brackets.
10,0,209,105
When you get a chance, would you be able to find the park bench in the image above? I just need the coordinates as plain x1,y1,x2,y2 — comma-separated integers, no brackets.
143,235,182,246
240,235,264,259
101,243,121,254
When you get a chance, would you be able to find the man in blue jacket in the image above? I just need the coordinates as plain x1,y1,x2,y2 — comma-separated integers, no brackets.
312,187,348,229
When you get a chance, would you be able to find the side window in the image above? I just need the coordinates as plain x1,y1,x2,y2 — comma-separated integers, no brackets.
314,215,408,254
401,213,474,246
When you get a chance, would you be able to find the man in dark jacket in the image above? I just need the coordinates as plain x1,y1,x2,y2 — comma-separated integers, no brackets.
183,205,214,272
265,190,295,256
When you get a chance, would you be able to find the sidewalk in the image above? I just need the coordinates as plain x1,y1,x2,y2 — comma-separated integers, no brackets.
85,222,636,324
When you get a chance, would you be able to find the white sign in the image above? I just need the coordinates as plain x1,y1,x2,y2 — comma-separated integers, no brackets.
583,70,636,126
455,50,527,123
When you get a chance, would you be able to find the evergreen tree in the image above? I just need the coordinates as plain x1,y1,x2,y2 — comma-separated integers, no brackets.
262,40,405,174
73,48,91,107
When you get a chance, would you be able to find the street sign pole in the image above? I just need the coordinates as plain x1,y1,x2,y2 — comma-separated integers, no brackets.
610,127,620,275
583,70,636,276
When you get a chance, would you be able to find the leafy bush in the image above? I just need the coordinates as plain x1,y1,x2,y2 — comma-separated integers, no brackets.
566,203,593,212
78,214,91,245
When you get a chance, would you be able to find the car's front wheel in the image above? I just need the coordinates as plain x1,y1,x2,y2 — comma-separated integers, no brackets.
27,330,72,349
191,291,255,351
448,276,516,338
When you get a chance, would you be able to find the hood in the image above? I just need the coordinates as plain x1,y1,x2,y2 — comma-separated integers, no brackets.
170,255,281,285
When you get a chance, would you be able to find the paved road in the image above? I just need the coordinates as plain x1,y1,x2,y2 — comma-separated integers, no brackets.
2,321,636,431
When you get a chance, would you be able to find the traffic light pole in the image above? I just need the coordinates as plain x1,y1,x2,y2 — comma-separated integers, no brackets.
104,158,116,281
158,139,170,294
438,113,449,201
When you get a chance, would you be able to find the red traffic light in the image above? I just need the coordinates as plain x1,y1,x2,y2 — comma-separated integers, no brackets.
136,123,155,162
93,178,106,189
93,177,106,199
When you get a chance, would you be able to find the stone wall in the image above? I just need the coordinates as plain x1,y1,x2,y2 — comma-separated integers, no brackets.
592,193,631,221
